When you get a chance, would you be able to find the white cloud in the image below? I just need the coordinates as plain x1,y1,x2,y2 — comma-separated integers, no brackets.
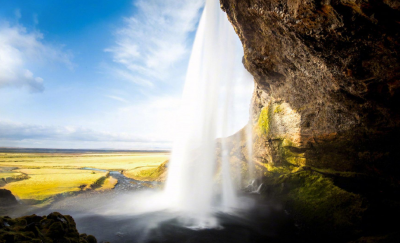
106,0,204,86
0,120,171,150
105,95,182,141
0,21,73,92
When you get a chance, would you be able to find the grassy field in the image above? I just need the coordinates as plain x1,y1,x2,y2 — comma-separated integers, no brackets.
0,172,22,179
0,152,169,206
4,169,107,205
0,152,169,171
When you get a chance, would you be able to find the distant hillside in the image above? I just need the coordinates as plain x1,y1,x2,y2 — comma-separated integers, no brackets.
0,147,170,154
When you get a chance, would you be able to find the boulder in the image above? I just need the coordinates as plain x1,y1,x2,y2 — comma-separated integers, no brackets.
0,212,101,243
0,189,18,207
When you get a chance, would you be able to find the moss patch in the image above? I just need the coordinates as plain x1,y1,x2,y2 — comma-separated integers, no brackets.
263,170,367,241
257,105,271,135
274,105,283,113
264,163,294,175
279,139,306,166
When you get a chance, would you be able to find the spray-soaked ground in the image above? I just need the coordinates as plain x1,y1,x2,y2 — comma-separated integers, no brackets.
24,172,298,243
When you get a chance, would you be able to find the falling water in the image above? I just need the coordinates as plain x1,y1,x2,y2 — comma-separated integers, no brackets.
246,122,259,191
164,0,253,228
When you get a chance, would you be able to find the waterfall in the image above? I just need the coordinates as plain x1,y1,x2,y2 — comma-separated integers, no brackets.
164,0,253,228
246,122,255,186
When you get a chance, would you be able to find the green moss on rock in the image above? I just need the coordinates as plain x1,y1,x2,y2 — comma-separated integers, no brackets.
273,105,283,113
279,139,306,167
263,170,367,240
257,105,271,135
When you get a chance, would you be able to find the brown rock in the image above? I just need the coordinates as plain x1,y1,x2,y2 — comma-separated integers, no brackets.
220,0,400,177
219,0,400,241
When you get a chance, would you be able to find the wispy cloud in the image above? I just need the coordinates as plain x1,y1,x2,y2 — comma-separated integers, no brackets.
14,9,21,20
0,120,168,144
105,0,204,87
105,95,129,104
109,67,154,87
98,95,182,143
0,21,73,92
33,14,39,25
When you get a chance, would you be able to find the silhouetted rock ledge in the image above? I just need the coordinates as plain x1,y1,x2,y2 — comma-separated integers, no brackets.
0,212,101,243
220,0,400,242
0,189,18,207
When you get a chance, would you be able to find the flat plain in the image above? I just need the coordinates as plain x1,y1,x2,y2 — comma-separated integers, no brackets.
0,151,169,206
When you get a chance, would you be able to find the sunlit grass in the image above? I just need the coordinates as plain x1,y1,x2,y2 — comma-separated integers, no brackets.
124,167,159,181
0,152,169,171
0,172,22,179
4,169,107,205
0,152,169,206
96,177,118,191
123,160,168,181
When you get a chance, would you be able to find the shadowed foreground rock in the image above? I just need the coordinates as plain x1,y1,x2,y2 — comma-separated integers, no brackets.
0,212,100,243
0,189,18,207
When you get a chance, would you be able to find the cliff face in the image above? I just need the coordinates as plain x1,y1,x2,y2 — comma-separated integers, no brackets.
220,0,400,241
220,0,400,176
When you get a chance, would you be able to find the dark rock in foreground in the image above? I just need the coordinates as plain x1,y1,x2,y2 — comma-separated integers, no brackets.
0,189,18,207
0,212,100,243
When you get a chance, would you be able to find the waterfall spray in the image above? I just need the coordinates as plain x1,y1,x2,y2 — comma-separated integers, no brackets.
164,0,253,228
245,122,257,190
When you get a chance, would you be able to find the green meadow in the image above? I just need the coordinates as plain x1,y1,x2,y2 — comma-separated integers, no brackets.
0,152,169,206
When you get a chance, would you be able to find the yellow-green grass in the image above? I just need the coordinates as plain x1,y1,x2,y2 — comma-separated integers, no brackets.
4,169,107,205
0,152,169,206
0,152,169,171
0,172,22,179
124,160,168,181
124,167,158,181
0,171,29,187
95,177,118,191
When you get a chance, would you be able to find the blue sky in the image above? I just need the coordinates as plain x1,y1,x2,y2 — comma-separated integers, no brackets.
0,0,253,150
